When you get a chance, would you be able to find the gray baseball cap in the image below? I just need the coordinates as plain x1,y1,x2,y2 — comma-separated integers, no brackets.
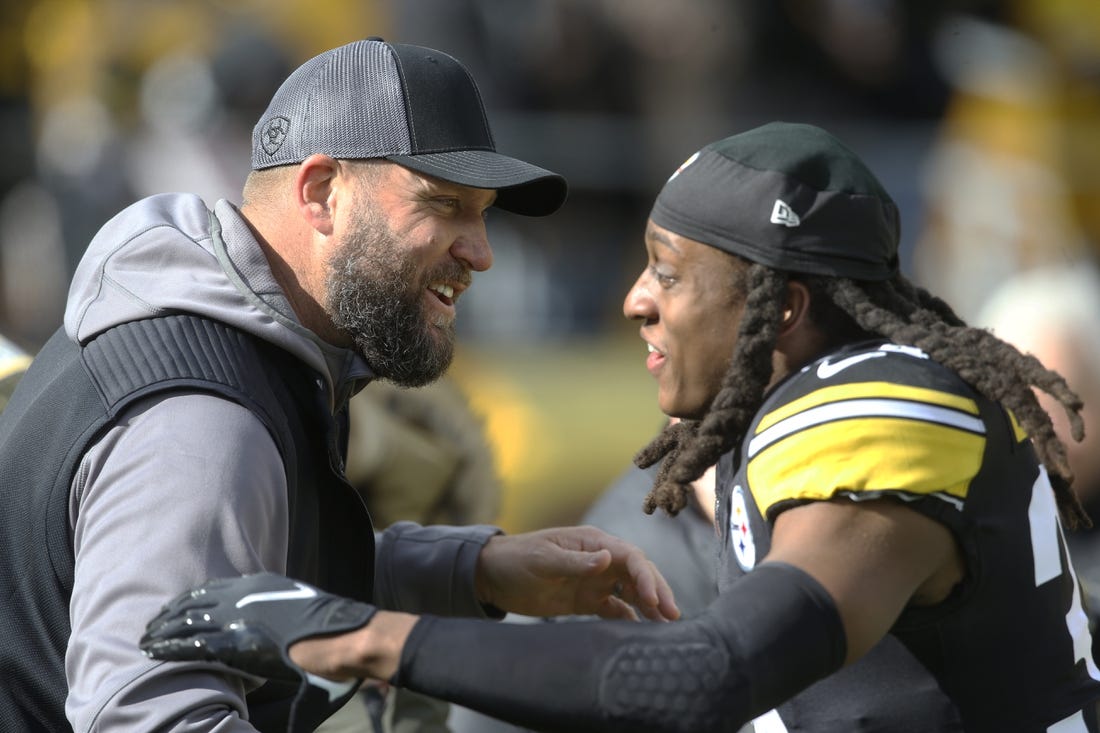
251,38,568,217
651,122,900,281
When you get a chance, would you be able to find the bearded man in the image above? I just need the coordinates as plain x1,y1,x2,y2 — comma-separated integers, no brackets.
0,39,678,733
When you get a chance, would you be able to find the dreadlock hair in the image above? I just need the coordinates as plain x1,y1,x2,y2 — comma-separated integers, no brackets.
635,262,1091,530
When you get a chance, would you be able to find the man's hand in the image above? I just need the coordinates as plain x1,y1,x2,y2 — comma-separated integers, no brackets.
475,526,680,622
139,573,377,682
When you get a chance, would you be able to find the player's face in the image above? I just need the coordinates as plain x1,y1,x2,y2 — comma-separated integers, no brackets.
325,164,495,386
623,220,745,419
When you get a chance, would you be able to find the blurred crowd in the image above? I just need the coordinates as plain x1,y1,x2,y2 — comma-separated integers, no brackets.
1,0,1099,531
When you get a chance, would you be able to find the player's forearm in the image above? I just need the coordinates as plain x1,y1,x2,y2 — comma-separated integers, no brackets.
393,613,735,732
390,563,846,733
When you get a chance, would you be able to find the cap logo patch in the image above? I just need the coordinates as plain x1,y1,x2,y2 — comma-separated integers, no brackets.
770,199,801,228
260,116,290,156
667,151,700,182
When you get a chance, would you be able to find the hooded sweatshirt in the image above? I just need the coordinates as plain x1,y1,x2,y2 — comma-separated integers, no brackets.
16,193,500,732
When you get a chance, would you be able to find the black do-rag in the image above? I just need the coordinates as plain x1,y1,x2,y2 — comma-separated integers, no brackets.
650,122,900,281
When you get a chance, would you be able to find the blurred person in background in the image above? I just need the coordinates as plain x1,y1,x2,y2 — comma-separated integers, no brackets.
976,263,1100,610
144,121,1100,732
914,0,1100,321
0,38,680,733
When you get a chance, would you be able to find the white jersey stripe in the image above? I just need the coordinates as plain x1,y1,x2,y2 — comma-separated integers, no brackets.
1047,710,1087,732
749,398,986,459
750,709,789,732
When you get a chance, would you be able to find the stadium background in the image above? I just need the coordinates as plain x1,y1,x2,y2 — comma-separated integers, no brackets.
1,0,1097,532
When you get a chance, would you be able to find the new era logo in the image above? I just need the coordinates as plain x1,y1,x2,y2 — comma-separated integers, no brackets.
667,151,700,182
770,199,800,227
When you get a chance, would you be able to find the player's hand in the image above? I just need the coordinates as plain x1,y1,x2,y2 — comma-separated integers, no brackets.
475,526,680,622
139,573,377,682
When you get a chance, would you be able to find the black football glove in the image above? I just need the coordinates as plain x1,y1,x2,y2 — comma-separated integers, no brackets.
140,572,376,682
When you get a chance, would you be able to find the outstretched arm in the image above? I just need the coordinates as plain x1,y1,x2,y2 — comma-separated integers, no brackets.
142,562,845,733
142,499,961,732
375,523,680,621
357,499,959,731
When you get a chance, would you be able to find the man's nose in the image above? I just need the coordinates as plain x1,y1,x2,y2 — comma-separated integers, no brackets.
452,220,493,272
623,274,655,321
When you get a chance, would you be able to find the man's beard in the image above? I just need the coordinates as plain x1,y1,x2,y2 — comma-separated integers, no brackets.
324,216,461,387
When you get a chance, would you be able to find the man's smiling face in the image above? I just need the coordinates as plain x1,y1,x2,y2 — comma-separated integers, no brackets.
326,163,495,386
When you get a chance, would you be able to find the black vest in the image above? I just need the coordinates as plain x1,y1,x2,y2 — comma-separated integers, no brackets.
0,315,374,732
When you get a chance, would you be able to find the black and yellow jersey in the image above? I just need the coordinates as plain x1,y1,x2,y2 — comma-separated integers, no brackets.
716,340,1100,733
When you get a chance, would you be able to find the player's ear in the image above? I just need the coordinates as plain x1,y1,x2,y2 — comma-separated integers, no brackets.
295,154,340,236
778,280,811,337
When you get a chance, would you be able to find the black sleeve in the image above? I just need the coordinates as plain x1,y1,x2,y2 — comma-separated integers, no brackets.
392,562,847,733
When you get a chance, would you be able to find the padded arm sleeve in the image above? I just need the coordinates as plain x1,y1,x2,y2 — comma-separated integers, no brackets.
393,562,846,733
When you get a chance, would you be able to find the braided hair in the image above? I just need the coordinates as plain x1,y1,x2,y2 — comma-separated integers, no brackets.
635,259,1090,530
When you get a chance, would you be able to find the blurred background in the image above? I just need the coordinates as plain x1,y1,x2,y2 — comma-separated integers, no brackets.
1,0,1099,533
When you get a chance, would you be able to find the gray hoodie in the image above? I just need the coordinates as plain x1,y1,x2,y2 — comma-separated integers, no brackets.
62,193,499,732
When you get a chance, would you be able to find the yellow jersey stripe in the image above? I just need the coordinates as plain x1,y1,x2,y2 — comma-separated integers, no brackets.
1007,408,1028,442
748,415,985,515
757,381,980,433
749,397,986,458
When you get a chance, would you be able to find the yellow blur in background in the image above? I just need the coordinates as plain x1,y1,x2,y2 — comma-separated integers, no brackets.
450,336,664,533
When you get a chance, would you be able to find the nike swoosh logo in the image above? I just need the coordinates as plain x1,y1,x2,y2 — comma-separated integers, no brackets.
816,351,886,379
236,582,318,609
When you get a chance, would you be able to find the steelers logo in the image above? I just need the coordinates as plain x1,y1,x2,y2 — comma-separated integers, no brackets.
729,484,756,571
260,116,291,156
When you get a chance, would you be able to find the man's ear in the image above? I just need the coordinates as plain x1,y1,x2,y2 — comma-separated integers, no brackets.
779,280,812,337
294,154,340,236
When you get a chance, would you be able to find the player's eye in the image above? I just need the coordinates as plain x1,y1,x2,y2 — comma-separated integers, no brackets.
649,265,676,288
